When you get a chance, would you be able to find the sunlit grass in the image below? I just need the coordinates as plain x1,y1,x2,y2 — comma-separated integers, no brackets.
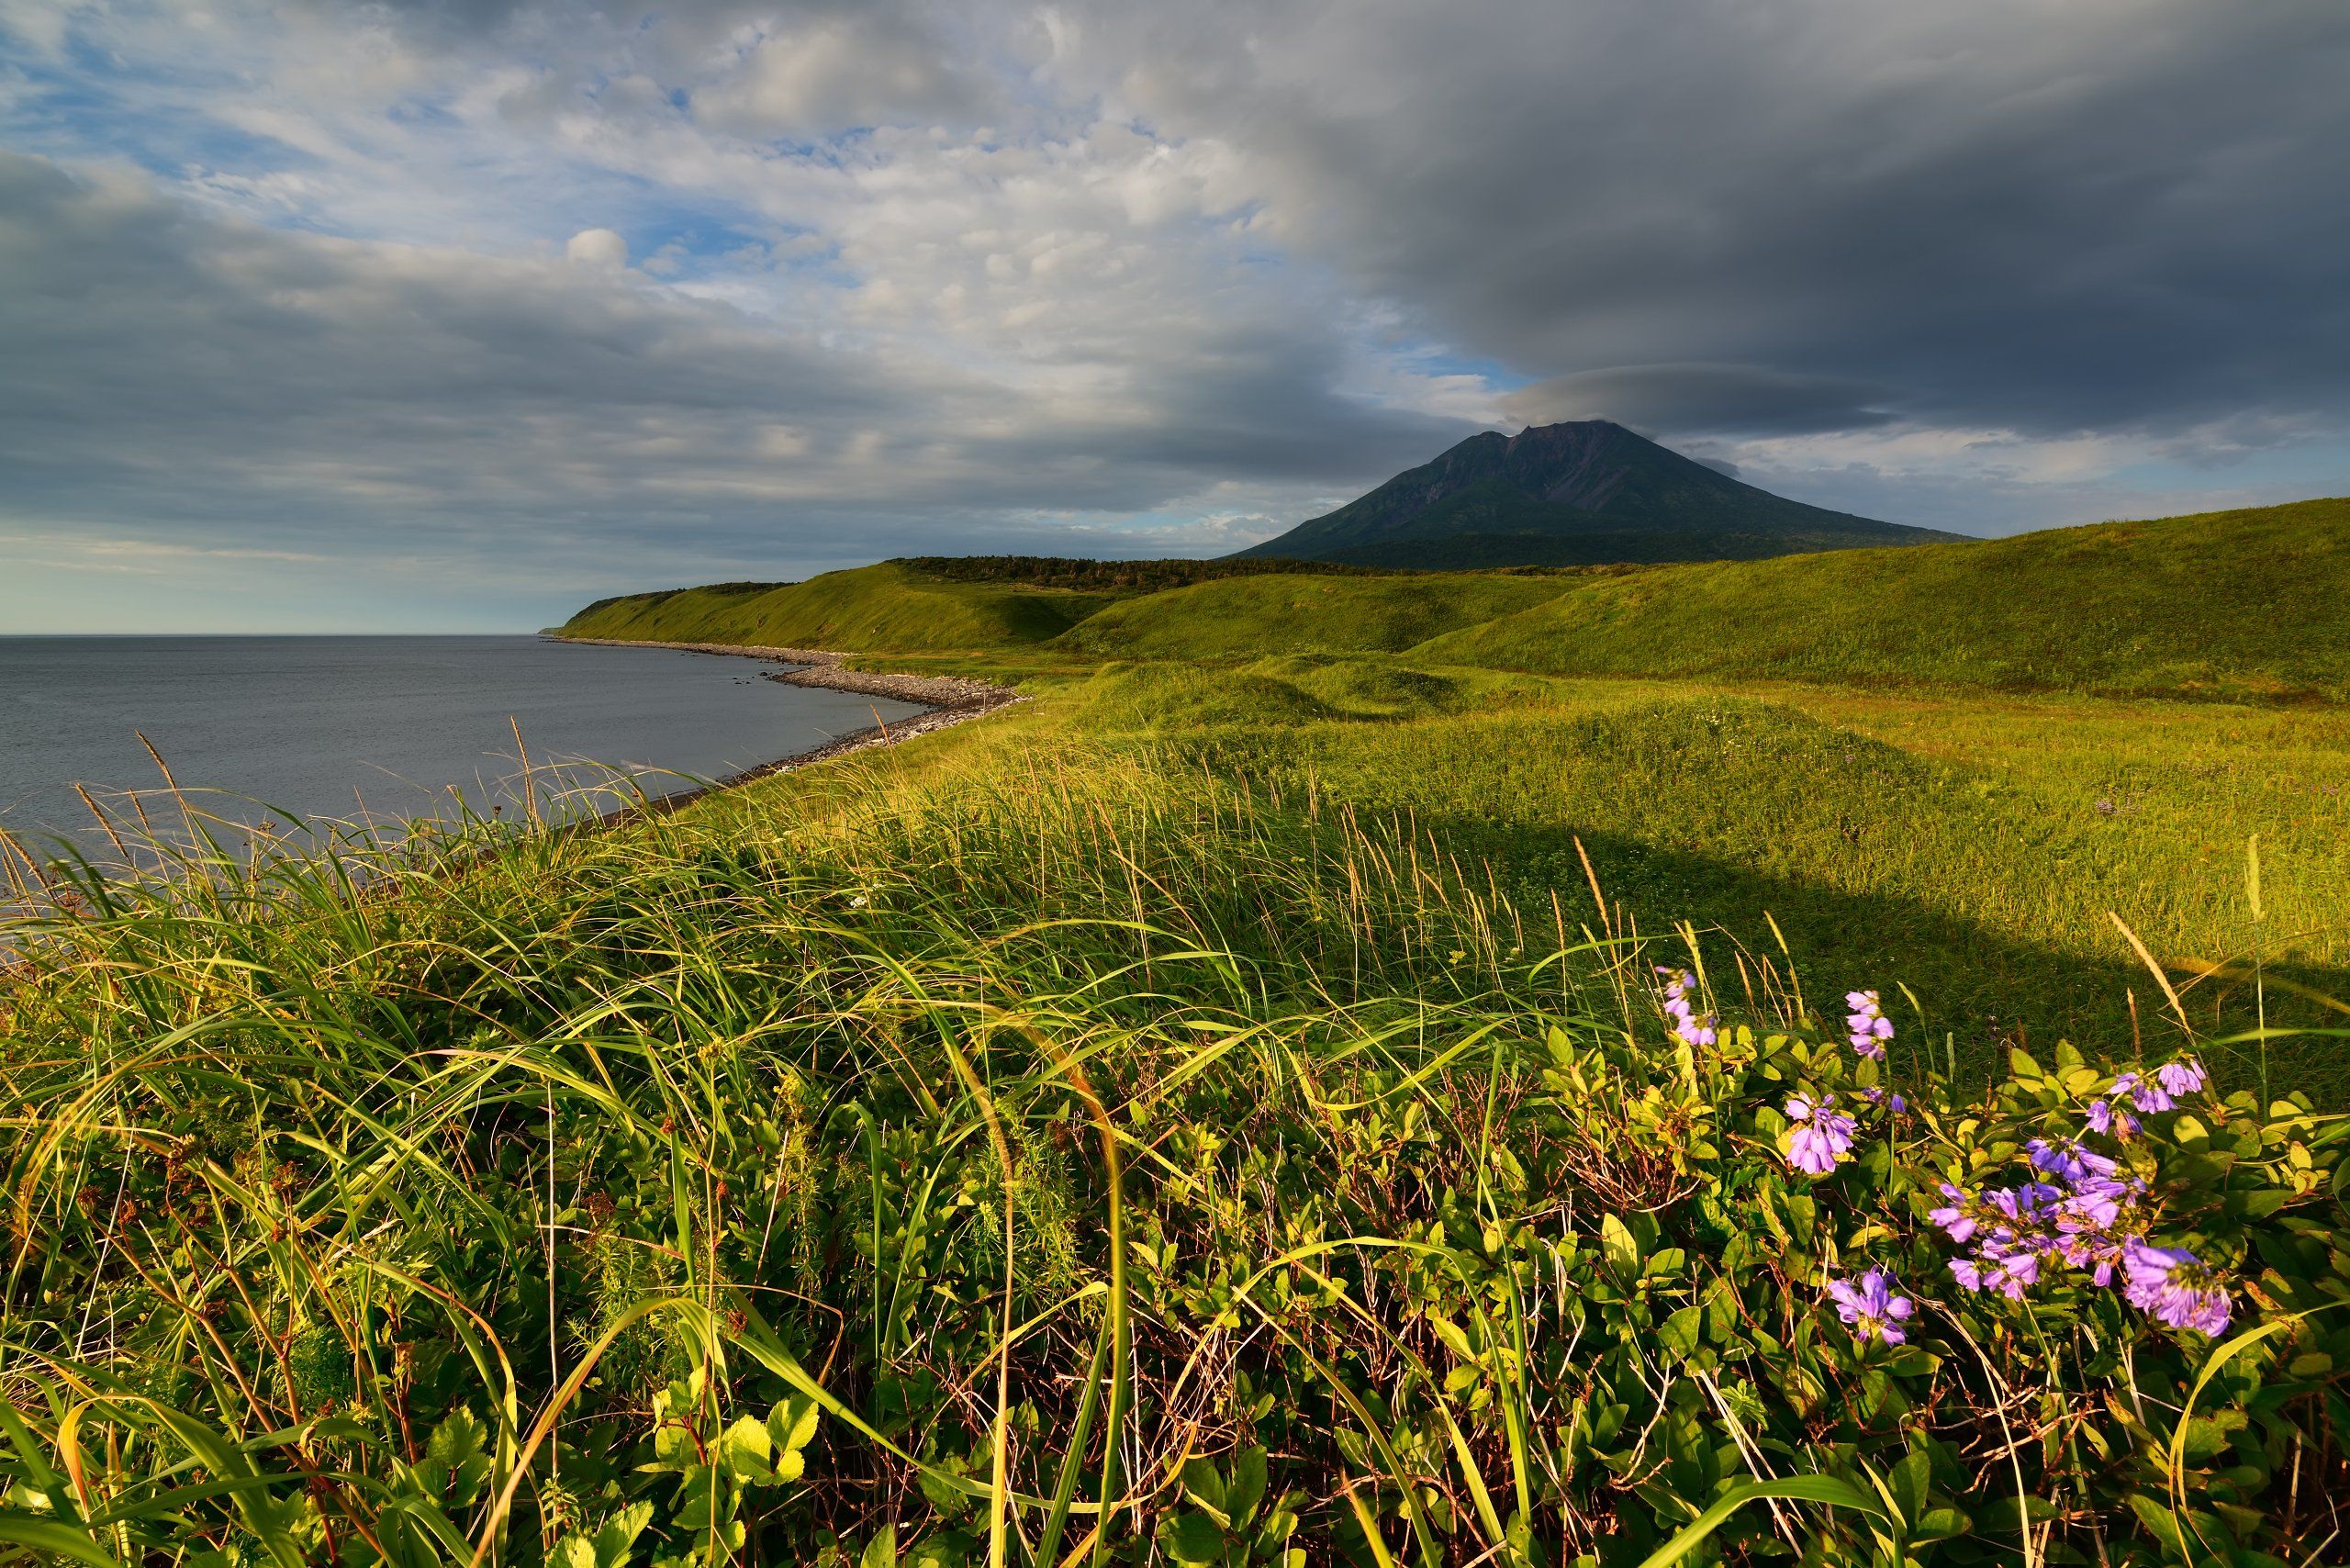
3,720,2344,1563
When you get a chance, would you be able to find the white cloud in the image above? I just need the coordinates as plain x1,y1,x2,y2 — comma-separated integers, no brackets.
693,13,992,139
565,226,628,265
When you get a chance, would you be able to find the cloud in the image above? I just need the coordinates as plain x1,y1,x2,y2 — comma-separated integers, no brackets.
0,148,1467,610
1,0,2346,628
565,226,627,265
1057,0,2350,442
1501,365,1898,438
692,13,995,138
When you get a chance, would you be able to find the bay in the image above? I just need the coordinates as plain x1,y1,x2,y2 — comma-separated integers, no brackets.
0,635,923,865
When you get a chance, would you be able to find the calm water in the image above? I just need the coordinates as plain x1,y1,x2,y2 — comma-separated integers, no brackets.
0,636,924,863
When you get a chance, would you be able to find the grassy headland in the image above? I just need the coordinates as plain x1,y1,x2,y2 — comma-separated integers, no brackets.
562,563,1120,653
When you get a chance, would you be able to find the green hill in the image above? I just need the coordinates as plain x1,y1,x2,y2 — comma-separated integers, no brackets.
555,498,2350,705
1235,420,1963,567
1054,571,1574,658
557,562,1117,652
1414,497,2350,701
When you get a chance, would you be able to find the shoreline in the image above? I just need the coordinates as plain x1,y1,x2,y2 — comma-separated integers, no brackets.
544,634,1027,826
0,640,1025,915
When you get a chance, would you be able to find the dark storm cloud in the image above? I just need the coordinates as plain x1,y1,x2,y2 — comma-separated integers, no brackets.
1079,0,2350,445
1500,365,1898,438
0,151,1467,577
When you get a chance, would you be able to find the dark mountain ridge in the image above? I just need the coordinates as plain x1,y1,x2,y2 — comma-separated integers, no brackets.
1234,420,1966,566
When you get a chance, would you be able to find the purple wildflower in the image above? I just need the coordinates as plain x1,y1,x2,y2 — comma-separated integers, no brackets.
1826,1268,1915,1345
2121,1238,2232,1335
1986,1182,2065,1225
2085,1098,2139,1139
2027,1139,2116,1184
1946,1245,2040,1300
1844,989,1894,1059
1978,1243,2042,1300
2154,1058,2208,1098
2055,1227,2125,1283
1861,1086,1907,1114
1924,1093,2228,1326
1656,968,1719,1048
1928,1182,1977,1242
2057,1172,2138,1231
2105,1069,2175,1114
1785,1093,1857,1176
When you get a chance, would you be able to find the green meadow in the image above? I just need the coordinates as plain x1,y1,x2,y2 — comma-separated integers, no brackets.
6,498,2347,1565
568,499,2350,1092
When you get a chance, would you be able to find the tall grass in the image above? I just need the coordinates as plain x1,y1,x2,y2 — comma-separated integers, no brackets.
1066,659,2350,1094
2,739,2342,1564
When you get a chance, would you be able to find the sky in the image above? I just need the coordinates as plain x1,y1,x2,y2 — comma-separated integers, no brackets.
2,0,2345,632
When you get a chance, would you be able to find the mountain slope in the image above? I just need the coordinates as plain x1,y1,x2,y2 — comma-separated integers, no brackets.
1056,572,1573,658
1412,497,2350,701
1236,420,1963,566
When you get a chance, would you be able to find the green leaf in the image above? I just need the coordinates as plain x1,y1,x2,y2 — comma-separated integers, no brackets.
1181,1456,1230,1525
861,1523,899,1568
1428,1316,1478,1363
770,1391,822,1457
555,1501,655,1568
1656,1305,1703,1362
0,1514,124,1568
1601,1214,1639,1275
722,1413,773,1481
1888,1450,1930,1526
417,1408,491,1507
2127,1494,2187,1554
1159,1509,1228,1566
1915,1506,1969,1542
2233,1189,2291,1219
1632,1475,1889,1568
1225,1446,1269,1524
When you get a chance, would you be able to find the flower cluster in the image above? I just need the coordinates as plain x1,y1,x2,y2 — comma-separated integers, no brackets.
1826,1267,1915,1344
1844,989,1893,1058
1656,968,1717,1048
1785,1093,1857,1175
1926,1060,2228,1334
2121,1238,2232,1336
2086,1057,2206,1139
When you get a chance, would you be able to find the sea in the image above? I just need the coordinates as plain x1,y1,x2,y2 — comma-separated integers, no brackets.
0,636,925,868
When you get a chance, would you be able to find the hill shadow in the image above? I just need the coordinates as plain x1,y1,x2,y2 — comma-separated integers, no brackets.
1383,805,2346,1103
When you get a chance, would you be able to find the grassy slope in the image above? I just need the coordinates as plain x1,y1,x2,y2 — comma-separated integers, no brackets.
1050,656,2350,1091
1415,498,2350,701
552,494,2350,1081
1053,571,1572,657
559,562,1120,652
